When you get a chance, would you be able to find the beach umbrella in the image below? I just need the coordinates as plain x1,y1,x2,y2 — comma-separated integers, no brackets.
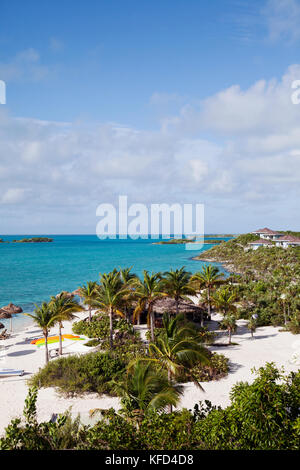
1,303,23,314
55,291,74,299
31,334,85,348
0,310,12,333
0,309,11,319
0,303,23,332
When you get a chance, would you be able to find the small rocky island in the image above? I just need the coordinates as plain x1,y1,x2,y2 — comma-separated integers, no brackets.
12,237,53,243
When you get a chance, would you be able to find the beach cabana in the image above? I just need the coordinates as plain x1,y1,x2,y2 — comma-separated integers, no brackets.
0,303,23,332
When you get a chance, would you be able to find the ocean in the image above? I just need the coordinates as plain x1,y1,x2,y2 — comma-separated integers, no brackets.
0,235,230,331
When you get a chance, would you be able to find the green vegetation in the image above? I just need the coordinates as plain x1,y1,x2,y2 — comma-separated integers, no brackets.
11,252,299,450
190,265,225,324
133,270,166,341
78,281,98,322
195,233,300,332
24,302,59,365
72,314,133,340
161,267,195,316
29,351,125,396
2,364,299,450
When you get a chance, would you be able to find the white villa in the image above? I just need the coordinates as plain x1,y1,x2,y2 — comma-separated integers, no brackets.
248,228,300,250
275,234,300,249
251,227,282,241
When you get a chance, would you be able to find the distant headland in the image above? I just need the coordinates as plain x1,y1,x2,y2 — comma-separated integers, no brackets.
153,237,226,245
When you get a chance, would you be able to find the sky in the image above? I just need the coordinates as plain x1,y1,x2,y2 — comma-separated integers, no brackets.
1,0,300,234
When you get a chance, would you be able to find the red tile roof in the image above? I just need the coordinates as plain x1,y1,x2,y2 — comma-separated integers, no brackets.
277,235,300,243
252,227,280,235
249,239,273,245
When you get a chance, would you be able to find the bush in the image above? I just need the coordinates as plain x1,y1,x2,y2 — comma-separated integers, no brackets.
72,315,133,339
2,364,300,450
29,351,125,397
287,316,300,334
84,339,101,347
177,352,229,383
105,332,147,364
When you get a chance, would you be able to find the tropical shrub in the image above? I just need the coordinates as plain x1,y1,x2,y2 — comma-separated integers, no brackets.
177,352,229,383
29,351,125,397
72,315,133,339
2,364,299,450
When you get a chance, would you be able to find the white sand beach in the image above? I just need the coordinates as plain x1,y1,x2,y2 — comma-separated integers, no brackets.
0,310,299,435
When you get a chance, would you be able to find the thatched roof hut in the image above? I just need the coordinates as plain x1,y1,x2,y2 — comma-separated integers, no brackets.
152,297,205,318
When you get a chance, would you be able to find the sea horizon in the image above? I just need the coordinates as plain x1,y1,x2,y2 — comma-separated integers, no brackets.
0,234,231,332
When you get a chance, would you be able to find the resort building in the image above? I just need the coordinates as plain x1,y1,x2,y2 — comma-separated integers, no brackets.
275,235,300,249
248,229,300,250
248,239,274,250
251,228,281,241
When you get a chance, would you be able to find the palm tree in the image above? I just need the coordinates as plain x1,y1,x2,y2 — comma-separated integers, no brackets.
161,267,195,316
111,360,183,423
119,267,138,324
190,265,224,324
148,313,209,411
24,302,58,364
211,286,237,317
94,271,128,349
49,294,82,355
78,281,98,322
133,271,165,342
247,317,256,338
220,314,237,344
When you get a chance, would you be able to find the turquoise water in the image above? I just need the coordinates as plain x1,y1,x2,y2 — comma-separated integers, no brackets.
0,235,230,331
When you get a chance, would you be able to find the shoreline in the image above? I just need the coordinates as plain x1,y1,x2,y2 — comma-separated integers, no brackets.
192,255,240,275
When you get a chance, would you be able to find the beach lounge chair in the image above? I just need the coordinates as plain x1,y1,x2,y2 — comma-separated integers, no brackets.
0,368,24,377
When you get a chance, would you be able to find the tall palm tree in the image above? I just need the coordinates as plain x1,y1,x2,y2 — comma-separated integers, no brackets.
95,271,128,349
211,286,237,317
133,271,165,342
119,267,138,324
148,313,209,411
111,360,183,423
49,294,82,355
78,281,98,322
190,265,224,324
220,314,237,344
24,302,58,364
161,267,195,316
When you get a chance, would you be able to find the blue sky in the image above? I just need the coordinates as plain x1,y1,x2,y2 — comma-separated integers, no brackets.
1,0,300,233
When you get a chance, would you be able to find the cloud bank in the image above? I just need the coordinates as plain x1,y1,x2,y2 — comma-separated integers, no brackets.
1,65,300,233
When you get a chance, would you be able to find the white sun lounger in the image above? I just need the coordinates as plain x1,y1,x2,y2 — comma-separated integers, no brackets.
0,368,24,377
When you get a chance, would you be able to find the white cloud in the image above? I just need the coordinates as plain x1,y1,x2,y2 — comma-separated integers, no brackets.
263,0,300,43
1,64,300,232
1,188,25,204
0,48,50,82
